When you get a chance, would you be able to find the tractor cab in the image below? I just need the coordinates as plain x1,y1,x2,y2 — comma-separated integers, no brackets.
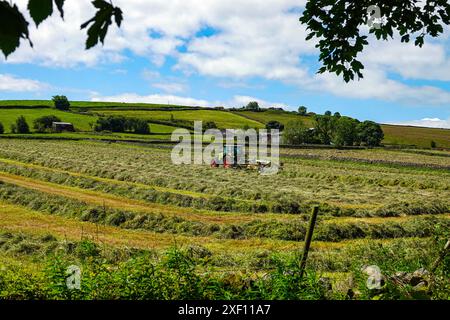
211,144,244,168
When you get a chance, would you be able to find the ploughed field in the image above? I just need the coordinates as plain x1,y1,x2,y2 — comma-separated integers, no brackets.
0,139,449,299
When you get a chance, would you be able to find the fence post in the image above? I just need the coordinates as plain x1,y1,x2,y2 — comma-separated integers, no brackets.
431,239,450,273
299,205,319,280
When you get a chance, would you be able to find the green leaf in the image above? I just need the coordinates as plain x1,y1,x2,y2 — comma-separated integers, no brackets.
54,0,65,19
81,0,123,50
28,0,53,27
114,8,123,27
0,1,32,58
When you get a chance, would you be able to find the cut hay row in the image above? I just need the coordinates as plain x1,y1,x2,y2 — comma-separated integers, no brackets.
0,176,448,244
0,139,447,218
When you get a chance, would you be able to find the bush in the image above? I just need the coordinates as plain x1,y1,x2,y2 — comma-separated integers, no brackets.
245,101,260,111
204,121,217,130
332,116,359,146
126,118,150,134
431,140,437,148
298,106,307,115
52,95,70,110
266,120,284,131
33,115,61,133
94,116,150,134
0,122,3,134
357,121,384,147
11,116,30,134
283,121,316,144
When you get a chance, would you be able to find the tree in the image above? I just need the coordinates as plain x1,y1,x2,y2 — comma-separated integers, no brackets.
245,101,260,111
0,0,123,58
266,120,284,131
283,121,315,145
0,122,3,134
94,116,125,132
33,115,61,132
332,117,359,146
357,121,384,147
431,140,437,149
11,116,30,134
333,112,341,118
298,106,307,116
300,1,450,82
126,118,150,134
52,95,70,110
314,114,335,145
94,115,150,134
324,110,332,116
204,121,218,130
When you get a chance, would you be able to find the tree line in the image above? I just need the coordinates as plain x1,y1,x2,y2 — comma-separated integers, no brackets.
282,111,384,147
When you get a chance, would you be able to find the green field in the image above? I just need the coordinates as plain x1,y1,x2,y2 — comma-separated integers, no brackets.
0,139,448,299
0,108,97,132
234,110,314,127
382,124,450,149
97,109,265,129
0,107,180,135
0,99,192,109
0,101,448,149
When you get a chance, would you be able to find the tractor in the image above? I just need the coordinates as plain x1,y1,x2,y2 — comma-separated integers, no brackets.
210,144,281,173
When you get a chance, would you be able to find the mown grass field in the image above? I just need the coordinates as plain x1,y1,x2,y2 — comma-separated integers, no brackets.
0,138,448,299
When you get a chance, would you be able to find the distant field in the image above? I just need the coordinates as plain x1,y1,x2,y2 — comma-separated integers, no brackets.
0,108,97,132
382,124,450,149
234,110,314,127
0,101,448,148
97,109,264,129
0,107,180,135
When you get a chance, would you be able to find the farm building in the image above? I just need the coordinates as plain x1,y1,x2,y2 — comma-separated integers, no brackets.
52,122,75,132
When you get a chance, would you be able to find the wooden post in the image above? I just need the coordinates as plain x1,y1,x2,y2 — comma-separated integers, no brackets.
431,239,450,273
299,205,319,279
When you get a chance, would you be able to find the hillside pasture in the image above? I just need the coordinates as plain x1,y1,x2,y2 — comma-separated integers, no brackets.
381,124,450,149
234,110,314,127
96,109,264,129
0,100,192,110
0,108,96,132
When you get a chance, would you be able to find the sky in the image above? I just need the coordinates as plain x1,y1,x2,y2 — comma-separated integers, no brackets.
0,0,450,128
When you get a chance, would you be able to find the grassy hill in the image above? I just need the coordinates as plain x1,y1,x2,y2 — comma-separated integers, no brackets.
0,108,97,132
233,110,315,127
381,124,450,149
97,109,264,129
0,99,194,109
0,100,448,148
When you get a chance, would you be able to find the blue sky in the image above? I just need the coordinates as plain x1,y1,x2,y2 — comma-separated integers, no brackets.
1,0,449,128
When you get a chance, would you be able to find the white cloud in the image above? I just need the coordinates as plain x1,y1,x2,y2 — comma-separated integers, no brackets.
0,74,48,92
388,118,450,129
306,68,450,105
363,40,450,81
91,93,210,107
2,0,449,106
152,82,187,94
223,95,289,109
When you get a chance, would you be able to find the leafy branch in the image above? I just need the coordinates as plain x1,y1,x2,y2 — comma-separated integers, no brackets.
0,0,123,58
